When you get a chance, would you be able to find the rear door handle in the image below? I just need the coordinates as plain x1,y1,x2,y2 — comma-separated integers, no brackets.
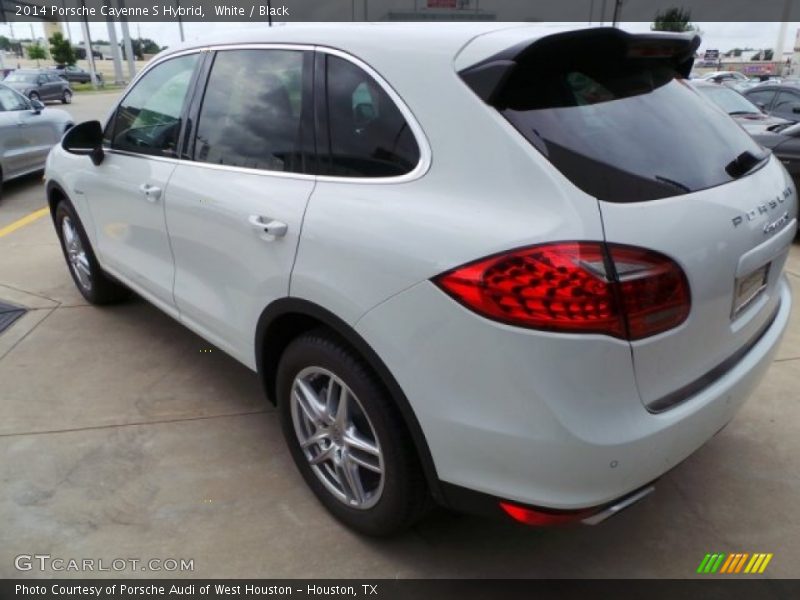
139,183,162,202
248,215,288,238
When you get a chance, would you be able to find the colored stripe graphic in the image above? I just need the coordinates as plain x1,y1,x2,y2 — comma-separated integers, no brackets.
698,552,773,574
710,553,726,573
697,554,712,574
719,554,736,573
759,554,773,573
735,553,749,573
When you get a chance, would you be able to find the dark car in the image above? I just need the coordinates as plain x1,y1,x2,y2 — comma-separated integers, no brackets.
743,83,800,122
693,81,790,134
2,69,73,104
752,121,800,188
50,64,104,85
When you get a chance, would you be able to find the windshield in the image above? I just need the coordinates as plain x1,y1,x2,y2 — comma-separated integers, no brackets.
4,72,38,84
497,59,768,202
696,85,761,115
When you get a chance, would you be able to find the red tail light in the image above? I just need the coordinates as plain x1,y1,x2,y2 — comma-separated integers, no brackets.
499,501,595,526
433,242,690,341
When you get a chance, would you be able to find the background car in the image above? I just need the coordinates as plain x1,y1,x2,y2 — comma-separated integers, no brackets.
744,83,800,122
2,69,73,104
50,64,104,85
0,82,72,198
692,80,790,133
700,70,757,91
752,121,800,188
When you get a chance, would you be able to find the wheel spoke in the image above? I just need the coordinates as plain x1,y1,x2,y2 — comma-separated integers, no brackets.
334,386,349,430
347,450,382,474
343,429,380,457
324,379,337,424
338,450,365,505
293,379,325,426
300,429,330,450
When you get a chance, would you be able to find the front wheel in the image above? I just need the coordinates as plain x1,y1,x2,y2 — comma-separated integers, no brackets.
277,331,429,536
62,90,72,104
54,200,129,305
29,92,40,102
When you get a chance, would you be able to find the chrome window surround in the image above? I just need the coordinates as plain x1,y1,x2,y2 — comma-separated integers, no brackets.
104,44,432,185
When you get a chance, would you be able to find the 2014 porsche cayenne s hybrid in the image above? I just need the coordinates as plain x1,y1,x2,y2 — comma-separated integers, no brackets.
45,25,797,535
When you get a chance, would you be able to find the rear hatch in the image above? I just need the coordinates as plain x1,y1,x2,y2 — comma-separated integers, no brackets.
460,28,798,410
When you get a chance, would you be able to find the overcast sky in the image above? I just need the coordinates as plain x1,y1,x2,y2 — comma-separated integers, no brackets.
1,21,799,54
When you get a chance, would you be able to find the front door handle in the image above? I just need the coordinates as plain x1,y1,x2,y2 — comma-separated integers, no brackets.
249,215,288,238
139,183,162,202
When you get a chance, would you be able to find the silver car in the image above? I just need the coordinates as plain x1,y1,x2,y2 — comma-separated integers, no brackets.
0,83,73,197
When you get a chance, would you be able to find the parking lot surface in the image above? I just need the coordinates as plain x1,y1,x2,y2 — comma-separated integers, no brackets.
0,92,799,579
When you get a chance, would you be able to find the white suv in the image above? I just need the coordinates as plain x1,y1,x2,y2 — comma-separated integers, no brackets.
46,25,797,535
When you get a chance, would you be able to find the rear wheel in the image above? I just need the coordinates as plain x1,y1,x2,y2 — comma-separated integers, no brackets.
277,331,428,536
54,200,129,305
61,90,72,104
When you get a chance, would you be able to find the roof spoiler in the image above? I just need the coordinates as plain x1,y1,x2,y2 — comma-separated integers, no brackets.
459,27,701,105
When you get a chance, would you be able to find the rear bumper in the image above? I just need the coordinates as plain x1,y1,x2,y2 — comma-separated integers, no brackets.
356,276,792,512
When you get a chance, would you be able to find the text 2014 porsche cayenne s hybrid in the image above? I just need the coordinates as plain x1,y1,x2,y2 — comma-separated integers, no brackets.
45,25,797,535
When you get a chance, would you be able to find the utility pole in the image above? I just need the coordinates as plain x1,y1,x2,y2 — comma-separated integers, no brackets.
175,0,185,41
106,14,124,84
118,0,136,80
79,1,99,89
62,0,72,42
774,0,792,74
611,0,623,26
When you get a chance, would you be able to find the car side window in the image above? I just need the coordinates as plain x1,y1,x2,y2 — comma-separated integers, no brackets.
193,49,306,172
773,91,800,113
746,89,776,108
322,56,420,178
107,53,198,157
0,86,29,111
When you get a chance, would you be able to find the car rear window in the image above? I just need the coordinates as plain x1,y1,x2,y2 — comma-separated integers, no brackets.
493,47,768,202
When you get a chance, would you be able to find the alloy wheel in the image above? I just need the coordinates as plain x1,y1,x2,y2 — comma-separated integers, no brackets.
61,216,92,291
290,366,384,509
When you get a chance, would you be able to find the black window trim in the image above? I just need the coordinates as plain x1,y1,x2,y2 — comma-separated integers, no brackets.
102,44,431,183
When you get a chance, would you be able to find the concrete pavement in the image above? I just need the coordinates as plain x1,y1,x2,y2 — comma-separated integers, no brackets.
0,91,798,579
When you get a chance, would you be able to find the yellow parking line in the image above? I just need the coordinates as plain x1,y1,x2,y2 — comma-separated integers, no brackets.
0,207,50,238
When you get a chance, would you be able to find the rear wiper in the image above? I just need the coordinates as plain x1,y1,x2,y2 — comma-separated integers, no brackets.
725,151,766,178
728,111,760,116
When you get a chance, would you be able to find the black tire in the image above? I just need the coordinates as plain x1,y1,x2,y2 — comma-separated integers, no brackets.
29,92,40,102
54,199,129,305
62,89,72,104
277,330,429,536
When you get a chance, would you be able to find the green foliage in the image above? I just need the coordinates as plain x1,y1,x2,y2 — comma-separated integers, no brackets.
27,43,47,63
0,35,11,51
651,8,696,32
49,32,76,66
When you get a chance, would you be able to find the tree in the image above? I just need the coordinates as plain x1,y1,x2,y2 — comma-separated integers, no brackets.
0,36,11,52
651,7,696,32
751,49,774,61
49,32,76,66
27,43,46,66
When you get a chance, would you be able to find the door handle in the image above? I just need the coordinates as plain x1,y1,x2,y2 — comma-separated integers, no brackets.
139,183,162,202
248,215,288,238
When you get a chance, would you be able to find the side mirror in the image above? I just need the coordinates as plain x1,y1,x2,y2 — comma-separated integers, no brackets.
62,120,104,166
30,98,44,113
